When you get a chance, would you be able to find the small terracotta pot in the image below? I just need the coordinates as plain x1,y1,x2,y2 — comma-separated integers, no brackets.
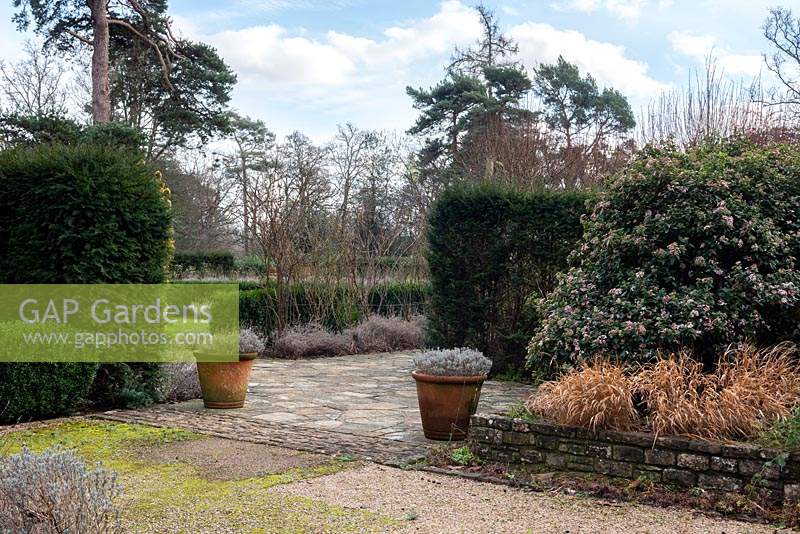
196,352,257,409
412,371,486,440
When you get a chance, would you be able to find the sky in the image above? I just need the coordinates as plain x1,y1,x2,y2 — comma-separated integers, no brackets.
0,0,797,141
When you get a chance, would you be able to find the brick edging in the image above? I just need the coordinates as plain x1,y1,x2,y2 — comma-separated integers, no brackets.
93,406,427,466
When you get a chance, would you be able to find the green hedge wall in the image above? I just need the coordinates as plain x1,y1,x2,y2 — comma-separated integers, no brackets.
0,144,172,283
170,251,236,276
426,184,591,372
0,363,97,423
238,281,428,337
0,143,172,421
172,280,262,291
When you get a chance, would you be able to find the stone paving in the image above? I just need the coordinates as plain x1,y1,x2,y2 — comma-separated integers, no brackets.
97,351,532,464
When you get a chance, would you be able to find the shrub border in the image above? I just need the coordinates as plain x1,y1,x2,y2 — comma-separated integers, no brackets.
469,414,800,502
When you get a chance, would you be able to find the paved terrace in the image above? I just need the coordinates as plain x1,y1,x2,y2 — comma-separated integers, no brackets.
98,351,532,464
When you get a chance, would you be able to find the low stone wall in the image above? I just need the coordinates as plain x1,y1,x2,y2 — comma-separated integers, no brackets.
469,414,800,501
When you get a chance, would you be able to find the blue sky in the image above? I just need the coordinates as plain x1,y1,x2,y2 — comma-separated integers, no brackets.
1,0,797,140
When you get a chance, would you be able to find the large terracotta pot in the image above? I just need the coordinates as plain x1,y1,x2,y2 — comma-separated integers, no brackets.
196,352,257,409
412,371,486,440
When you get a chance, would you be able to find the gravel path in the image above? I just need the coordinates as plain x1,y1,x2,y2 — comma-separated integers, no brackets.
272,464,784,533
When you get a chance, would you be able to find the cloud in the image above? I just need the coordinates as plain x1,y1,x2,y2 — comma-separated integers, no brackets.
207,0,482,88
718,54,763,76
176,0,670,136
554,0,648,20
211,25,357,86
668,31,763,76
509,22,669,97
668,31,716,57
236,0,358,12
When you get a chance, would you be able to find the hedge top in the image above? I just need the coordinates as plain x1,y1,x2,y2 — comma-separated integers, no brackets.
0,143,172,283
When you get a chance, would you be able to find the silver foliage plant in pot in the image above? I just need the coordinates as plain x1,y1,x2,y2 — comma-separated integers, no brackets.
412,348,492,440
197,328,265,409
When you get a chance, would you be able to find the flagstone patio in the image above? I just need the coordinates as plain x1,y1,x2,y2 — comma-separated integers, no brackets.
98,351,532,464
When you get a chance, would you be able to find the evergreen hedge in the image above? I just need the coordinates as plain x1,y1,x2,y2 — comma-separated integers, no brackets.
170,251,236,277
426,184,591,372
239,281,429,336
0,143,172,421
0,144,172,283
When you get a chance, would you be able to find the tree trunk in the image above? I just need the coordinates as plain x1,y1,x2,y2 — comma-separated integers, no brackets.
91,0,111,123
241,155,250,255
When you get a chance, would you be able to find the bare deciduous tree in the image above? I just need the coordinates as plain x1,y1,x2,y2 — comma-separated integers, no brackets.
0,40,69,116
639,57,793,148
764,7,800,117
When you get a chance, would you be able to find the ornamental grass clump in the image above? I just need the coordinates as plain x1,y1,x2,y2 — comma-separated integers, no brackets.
413,348,492,377
632,351,707,438
634,343,800,440
525,359,638,431
526,344,800,440
0,446,122,533
699,343,800,440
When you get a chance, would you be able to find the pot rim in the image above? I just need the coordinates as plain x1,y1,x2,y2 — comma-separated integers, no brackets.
411,370,487,384
194,351,258,362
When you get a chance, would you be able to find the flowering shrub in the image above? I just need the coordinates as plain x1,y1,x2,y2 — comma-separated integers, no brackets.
528,138,800,374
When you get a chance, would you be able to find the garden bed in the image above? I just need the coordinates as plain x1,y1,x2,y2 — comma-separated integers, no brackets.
469,413,800,502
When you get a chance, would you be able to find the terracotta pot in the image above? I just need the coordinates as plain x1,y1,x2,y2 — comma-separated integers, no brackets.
196,352,257,409
412,371,486,440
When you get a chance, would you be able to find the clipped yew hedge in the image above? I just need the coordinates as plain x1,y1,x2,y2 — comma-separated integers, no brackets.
426,184,591,372
0,143,172,421
0,143,172,283
239,281,428,337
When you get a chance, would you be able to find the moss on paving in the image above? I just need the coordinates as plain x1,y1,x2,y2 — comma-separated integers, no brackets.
2,421,397,533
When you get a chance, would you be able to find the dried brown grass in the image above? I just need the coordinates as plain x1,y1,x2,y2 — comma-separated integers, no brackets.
702,343,800,439
525,344,800,441
632,351,707,439
525,359,639,431
634,343,800,440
